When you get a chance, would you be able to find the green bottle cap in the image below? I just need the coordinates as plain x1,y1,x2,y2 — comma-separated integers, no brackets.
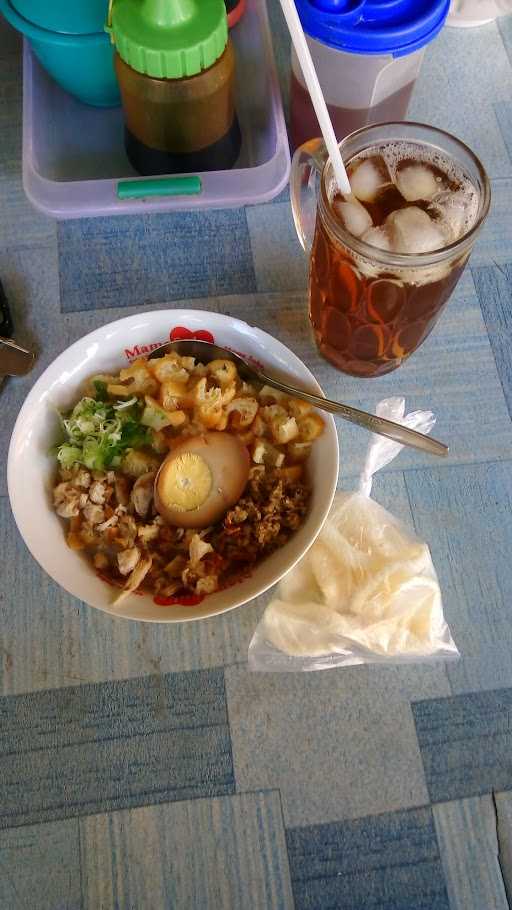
107,0,228,79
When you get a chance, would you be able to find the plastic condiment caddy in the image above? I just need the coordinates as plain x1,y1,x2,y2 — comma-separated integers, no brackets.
20,0,289,219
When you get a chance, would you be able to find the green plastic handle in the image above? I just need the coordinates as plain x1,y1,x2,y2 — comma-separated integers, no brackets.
117,176,202,199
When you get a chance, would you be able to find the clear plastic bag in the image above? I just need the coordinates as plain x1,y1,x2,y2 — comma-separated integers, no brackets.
249,398,459,672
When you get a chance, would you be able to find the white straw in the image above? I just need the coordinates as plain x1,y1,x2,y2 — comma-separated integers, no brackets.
278,0,351,194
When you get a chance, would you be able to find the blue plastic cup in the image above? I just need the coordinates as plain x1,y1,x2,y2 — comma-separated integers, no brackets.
0,0,120,108
9,0,109,35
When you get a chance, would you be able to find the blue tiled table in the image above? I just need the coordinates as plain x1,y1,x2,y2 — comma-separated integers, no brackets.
2,6,512,909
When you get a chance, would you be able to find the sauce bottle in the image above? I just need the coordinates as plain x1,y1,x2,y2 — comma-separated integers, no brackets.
108,0,241,175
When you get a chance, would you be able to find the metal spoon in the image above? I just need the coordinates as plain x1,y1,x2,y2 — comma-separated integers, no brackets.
149,339,448,457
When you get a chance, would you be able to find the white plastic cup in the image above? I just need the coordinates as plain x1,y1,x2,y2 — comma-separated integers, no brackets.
290,0,450,149
291,40,425,148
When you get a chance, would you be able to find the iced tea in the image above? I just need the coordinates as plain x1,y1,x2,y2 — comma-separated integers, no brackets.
309,140,481,377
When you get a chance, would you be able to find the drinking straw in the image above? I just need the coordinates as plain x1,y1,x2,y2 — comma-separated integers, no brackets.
278,0,351,194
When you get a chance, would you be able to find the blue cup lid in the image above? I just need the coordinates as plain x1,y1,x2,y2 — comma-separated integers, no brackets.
295,0,450,57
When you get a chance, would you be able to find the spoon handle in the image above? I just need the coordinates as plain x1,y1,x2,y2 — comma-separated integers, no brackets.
260,374,448,458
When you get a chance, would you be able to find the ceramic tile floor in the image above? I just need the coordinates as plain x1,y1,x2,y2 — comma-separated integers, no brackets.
2,5,512,908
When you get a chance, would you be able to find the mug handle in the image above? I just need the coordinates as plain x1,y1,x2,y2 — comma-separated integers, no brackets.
290,138,329,253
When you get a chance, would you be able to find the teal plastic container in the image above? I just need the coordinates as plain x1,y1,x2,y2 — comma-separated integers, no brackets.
10,0,108,34
0,0,119,107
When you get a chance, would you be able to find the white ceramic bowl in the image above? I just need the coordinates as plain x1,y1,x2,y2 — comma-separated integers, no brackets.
8,310,339,622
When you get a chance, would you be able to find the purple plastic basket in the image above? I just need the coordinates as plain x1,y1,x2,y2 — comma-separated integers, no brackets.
22,0,290,219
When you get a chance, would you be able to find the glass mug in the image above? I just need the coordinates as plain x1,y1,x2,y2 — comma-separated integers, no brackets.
290,122,491,377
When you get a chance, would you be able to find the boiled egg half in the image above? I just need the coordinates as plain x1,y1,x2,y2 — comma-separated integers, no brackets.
154,432,250,529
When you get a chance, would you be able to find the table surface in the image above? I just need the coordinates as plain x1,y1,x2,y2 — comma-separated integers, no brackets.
2,6,512,909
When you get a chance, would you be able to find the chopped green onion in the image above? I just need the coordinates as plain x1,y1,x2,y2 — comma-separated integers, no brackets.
114,397,138,410
92,379,108,401
54,395,150,471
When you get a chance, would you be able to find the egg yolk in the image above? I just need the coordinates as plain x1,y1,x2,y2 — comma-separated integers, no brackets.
158,452,213,512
